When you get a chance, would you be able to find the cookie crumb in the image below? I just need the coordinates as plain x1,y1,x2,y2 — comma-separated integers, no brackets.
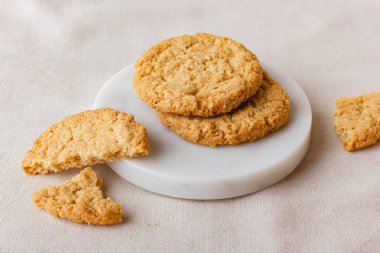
146,223,158,227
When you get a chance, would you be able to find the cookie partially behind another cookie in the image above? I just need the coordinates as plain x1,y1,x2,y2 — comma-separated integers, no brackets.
134,33,263,117
334,92,380,151
157,72,290,147
22,108,149,175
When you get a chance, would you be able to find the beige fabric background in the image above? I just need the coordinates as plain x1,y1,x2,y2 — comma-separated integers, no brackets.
1,0,380,252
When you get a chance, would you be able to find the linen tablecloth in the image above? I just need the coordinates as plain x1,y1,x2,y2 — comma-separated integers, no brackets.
1,0,379,252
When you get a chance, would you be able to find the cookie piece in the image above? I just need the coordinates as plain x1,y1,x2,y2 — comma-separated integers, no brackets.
22,108,149,175
33,167,122,225
134,33,263,117
157,72,290,146
334,92,380,151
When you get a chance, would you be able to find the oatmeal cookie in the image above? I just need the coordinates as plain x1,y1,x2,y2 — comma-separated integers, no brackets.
158,72,290,146
134,33,263,117
334,92,380,151
33,167,122,225
22,108,149,174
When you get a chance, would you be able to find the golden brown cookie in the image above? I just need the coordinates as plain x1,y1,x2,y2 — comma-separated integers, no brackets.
158,72,290,146
134,33,263,117
22,108,149,175
33,167,122,225
334,92,380,151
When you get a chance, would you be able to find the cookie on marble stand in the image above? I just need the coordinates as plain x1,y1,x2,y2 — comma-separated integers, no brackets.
157,72,290,147
133,33,263,117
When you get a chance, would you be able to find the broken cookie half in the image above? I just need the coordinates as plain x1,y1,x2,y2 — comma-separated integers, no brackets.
334,92,380,151
22,108,149,174
33,167,122,225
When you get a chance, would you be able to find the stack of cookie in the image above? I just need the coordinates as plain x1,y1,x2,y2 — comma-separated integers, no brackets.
133,33,290,146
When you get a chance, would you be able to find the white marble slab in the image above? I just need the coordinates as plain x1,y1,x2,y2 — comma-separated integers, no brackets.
93,62,312,200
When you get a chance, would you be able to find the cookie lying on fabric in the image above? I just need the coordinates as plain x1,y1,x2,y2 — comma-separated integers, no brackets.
134,33,263,117
22,108,149,175
334,92,380,151
33,167,122,225
157,72,290,147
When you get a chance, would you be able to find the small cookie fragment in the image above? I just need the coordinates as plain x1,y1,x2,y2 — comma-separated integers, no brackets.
134,33,263,117
22,108,149,175
157,72,290,146
32,167,122,225
334,92,380,151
